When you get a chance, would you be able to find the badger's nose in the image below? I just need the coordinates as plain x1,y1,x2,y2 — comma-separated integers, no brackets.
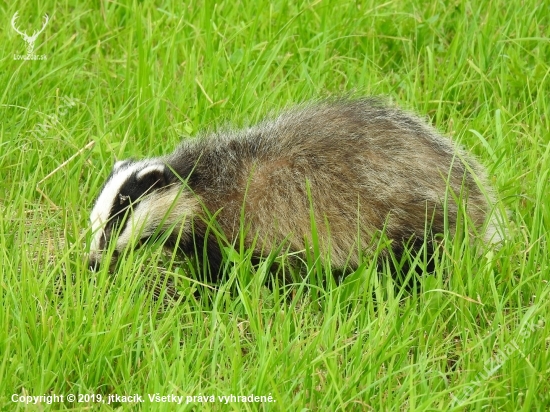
88,257,100,271
87,249,103,271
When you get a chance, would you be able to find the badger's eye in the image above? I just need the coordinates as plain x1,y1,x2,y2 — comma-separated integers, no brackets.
119,194,130,205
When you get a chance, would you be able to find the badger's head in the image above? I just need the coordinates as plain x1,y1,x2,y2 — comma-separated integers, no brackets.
88,159,196,271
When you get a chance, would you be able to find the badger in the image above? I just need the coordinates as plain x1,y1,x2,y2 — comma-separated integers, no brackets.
88,98,504,279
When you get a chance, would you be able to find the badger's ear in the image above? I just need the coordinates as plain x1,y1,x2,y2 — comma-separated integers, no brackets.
114,159,135,170
114,160,128,170
136,164,171,190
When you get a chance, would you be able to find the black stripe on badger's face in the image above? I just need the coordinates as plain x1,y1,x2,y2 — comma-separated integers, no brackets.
88,160,172,270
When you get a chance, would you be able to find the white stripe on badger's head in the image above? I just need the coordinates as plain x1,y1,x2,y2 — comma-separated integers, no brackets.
88,160,197,270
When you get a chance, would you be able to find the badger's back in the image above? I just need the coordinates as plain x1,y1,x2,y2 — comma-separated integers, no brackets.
165,99,501,270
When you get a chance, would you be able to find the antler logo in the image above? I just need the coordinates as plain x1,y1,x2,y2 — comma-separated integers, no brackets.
11,12,49,60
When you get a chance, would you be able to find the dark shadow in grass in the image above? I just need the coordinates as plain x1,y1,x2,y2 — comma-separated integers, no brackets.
175,233,443,309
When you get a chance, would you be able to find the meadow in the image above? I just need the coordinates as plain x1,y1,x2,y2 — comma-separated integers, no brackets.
0,0,548,410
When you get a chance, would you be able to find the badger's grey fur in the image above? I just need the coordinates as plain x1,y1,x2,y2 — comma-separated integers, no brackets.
88,98,504,278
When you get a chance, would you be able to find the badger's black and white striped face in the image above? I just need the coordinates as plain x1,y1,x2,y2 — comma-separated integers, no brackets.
88,159,188,270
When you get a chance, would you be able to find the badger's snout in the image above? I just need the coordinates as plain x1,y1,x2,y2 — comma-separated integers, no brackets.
88,256,101,271
87,247,104,271
87,250,119,272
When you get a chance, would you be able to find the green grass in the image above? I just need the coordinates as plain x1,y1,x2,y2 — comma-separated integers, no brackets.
1,0,549,410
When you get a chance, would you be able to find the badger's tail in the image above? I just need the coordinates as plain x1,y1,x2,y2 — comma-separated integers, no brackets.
484,205,508,245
